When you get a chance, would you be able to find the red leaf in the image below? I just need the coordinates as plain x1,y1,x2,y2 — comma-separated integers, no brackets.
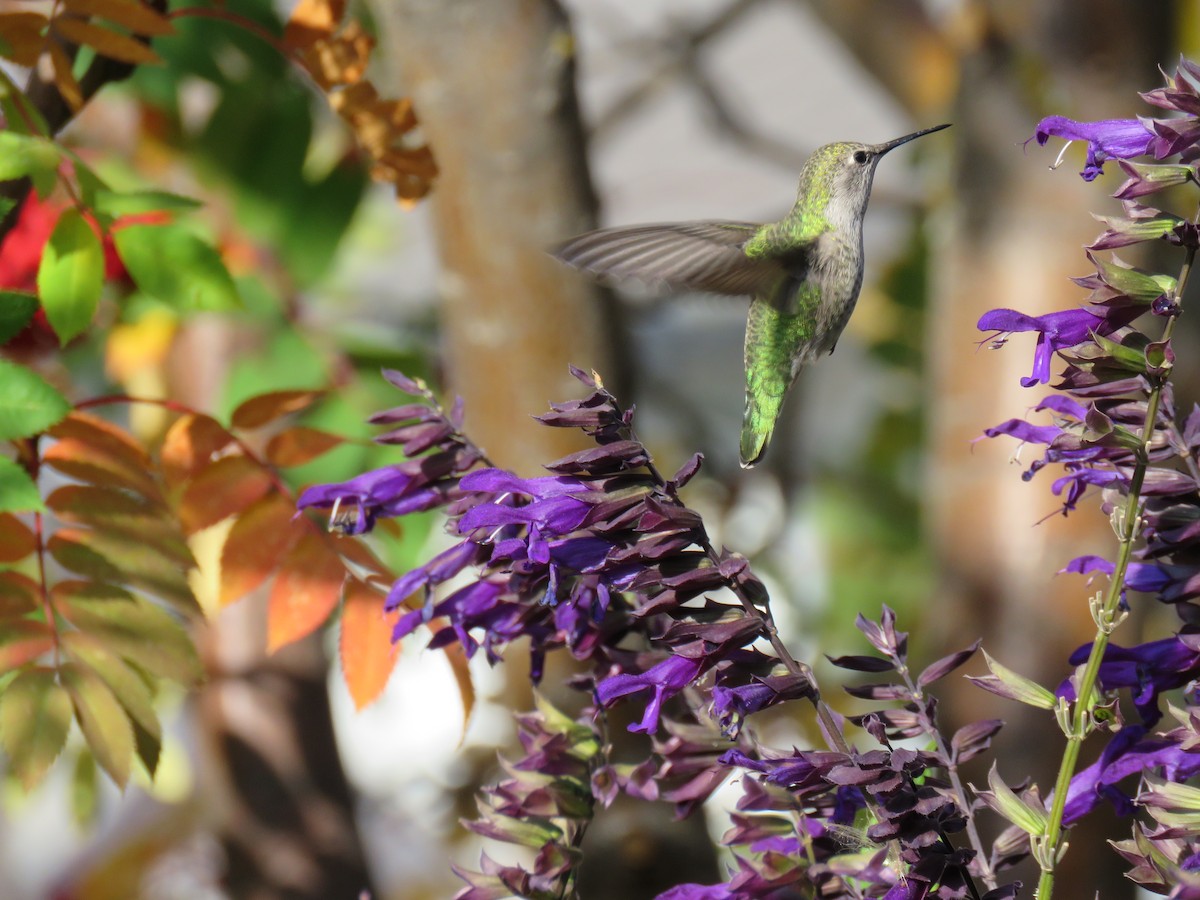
230,390,324,430
266,529,344,652
339,578,399,710
160,413,234,488
0,513,36,563
178,455,273,535
219,494,300,607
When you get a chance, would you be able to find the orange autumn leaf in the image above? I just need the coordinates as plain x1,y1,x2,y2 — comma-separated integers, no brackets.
266,529,344,652
230,389,324,430
264,426,345,468
438,637,475,742
0,12,49,67
177,455,272,534
338,577,399,709
42,438,163,502
0,514,36,564
160,413,235,488
219,493,299,607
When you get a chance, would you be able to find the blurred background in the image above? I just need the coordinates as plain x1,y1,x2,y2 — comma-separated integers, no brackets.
2,0,1198,897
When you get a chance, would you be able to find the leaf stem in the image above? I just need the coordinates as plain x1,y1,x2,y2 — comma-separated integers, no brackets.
1036,237,1196,900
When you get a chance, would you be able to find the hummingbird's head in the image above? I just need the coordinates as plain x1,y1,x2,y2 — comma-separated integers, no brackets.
799,123,951,227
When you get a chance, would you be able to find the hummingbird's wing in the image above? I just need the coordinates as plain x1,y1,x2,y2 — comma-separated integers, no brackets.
553,221,780,296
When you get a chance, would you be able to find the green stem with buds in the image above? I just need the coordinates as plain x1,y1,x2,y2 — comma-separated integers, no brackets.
1035,235,1197,900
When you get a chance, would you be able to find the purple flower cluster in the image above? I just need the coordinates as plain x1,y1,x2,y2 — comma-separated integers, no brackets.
983,57,1200,890
454,695,602,900
303,366,1017,897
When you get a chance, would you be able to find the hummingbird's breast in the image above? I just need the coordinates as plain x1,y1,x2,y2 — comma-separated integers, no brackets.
809,228,864,354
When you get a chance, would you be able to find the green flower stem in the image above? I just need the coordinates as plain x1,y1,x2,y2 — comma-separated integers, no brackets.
1036,238,1196,900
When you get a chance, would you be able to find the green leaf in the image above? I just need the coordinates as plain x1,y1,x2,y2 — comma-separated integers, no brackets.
71,749,99,827
0,358,71,440
0,132,61,183
37,208,105,344
0,291,38,344
986,763,1049,836
969,650,1057,710
0,456,42,513
61,660,135,788
0,667,73,790
53,581,202,685
62,633,161,776
113,223,241,312
48,528,199,615
92,189,202,218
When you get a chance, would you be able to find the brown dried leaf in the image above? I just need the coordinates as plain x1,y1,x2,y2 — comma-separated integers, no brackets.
0,513,36,563
230,390,324,430
0,572,41,619
219,493,300,607
160,413,235,488
0,12,49,67
177,454,273,535
264,426,345,468
48,40,82,111
282,0,344,51
439,638,475,742
61,0,173,37
266,528,344,652
51,16,160,65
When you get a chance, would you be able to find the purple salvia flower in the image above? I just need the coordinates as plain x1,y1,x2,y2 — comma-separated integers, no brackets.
977,306,1118,386
1030,116,1156,181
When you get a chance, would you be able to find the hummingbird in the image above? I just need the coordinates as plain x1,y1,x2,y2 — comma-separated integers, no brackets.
553,123,950,468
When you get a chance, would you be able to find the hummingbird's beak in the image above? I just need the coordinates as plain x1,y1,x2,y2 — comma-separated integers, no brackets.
874,122,951,156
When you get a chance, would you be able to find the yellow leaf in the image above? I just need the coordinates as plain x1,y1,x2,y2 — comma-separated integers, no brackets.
51,16,160,65
266,528,344,652
339,578,398,710
104,309,177,382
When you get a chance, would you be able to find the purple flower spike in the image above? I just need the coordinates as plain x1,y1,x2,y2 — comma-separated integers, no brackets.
1031,116,1156,180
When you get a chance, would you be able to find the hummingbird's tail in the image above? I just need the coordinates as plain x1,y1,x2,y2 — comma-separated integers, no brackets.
739,390,784,468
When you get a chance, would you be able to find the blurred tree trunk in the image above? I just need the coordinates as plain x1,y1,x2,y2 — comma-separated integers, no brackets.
371,3,720,897
375,0,623,477
812,0,1172,894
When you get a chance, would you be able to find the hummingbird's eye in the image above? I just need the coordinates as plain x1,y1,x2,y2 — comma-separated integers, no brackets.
852,149,869,165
